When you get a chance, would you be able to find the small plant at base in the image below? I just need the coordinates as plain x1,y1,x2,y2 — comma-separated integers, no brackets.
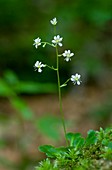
35,127,112,170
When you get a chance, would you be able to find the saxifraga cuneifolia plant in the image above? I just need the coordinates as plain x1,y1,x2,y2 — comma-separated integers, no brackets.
33,17,82,146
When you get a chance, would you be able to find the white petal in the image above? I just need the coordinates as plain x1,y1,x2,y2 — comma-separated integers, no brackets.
75,73,78,77
77,74,81,79
58,43,62,46
70,53,74,56
57,35,60,39
52,40,56,43
34,39,37,43
35,61,39,67
65,58,69,62
62,53,66,56
50,20,54,25
71,75,75,78
54,36,57,40
38,68,42,72
71,77,75,81
64,50,68,54
53,18,57,22
77,81,80,85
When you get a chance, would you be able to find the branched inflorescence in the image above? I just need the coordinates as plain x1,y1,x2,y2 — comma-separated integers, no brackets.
33,17,82,143
33,17,81,87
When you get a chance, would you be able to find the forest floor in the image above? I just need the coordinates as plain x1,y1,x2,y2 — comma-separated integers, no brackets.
0,86,111,170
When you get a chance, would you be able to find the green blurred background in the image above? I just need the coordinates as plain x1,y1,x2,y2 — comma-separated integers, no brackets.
0,0,112,170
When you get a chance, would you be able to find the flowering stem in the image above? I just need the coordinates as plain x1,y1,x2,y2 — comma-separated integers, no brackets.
55,45,68,146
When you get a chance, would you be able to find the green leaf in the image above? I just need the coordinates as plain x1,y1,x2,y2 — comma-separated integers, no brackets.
35,115,61,140
39,145,68,158
108,142,112,149
85,130,97,146
56,146,68,155
66,132,82,146
39,145,57,158
4,70,19,85
15,82,57,94
74,137,85,149
60,84,67,88
102,139,109,146
0,79,14,97
11,97,34,120
66,132,81,141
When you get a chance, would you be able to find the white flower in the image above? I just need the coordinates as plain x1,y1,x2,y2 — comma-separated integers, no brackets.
33,37,41,48
34,61,46,73
50,17,57,25
52,35,63,47
71,73,81,85
62,50,74,62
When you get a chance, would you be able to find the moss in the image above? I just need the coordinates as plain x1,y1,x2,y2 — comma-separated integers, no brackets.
36,127,112,170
